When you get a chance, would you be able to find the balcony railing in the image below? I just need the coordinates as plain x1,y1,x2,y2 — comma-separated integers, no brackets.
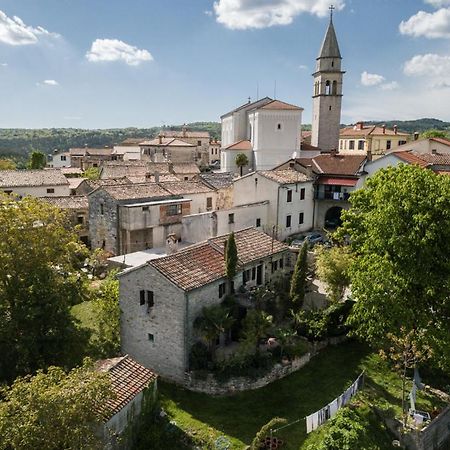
315,192,350,201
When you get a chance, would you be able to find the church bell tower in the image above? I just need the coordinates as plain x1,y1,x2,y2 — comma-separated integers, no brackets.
311,6,344,152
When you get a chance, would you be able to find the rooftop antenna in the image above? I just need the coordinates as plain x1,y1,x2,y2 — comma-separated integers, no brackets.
256,82,259,101
248,96,251,103
274,80,277,100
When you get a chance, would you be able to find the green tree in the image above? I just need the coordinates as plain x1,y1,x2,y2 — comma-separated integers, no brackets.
339,164,450,370
91,272,120,358
290,242,308,310
0,195,90,382
235,153,249,177
242,309,273,352
225,232,238,293
420,129,449,140
0,360,113,450
27,150,46,169
194,305,235,361
315,245,353,302
84,167,101,180
0,159,16,170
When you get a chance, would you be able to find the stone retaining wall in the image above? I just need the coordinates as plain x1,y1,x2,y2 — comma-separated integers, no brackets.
185,336,347,396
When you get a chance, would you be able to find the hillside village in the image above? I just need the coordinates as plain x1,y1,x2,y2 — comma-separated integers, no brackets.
2,5,450,450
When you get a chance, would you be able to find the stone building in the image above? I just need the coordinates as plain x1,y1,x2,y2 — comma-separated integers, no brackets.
118,227,290,382
69,147,113,170
0,169,70,198
209,139,221,165
140,136,196,164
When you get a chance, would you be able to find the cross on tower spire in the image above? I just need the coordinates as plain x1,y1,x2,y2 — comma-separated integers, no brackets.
329,4,335,22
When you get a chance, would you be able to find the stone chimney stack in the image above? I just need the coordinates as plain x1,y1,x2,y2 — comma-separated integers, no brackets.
382,124,386,134
158,133,163,145
168,161,174,174
330,148,338,157
182,125,187,138
154,171,160,183
367,149,373,162
414,132,419,141
356,121,364,131
394,125,398,135
305,164,314,179
165,233,178,254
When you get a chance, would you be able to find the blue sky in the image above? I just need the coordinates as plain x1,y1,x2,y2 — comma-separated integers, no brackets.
0,0,450,128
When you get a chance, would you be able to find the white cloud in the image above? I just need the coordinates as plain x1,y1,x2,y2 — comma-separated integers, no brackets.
0,62,7,67
204,10,213,16
425,0,450,7
361,71,385,86
380,81,399,91
404,53,450,89
399,8,450,39
86,39,153,66
0,10,58,46
43,79,59,86
298,64,308,70
213,0,345,30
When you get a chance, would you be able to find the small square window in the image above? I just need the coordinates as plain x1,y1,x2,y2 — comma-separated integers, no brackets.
148,333,154,342
256,218,261,227
228,213,234,224
386,140,392,150
46,188,55,194
100,203,104,215
197,140,202,146
77,215,84,225
142,206,149,212
277,123,282,130
184,176,189,181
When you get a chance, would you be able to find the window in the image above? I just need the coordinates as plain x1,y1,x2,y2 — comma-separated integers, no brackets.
197,140,202,146
61,155,67,161
228,213,234,224
286,215,292,228
219,282,226,298
399,140,407,146
206,197,213,210
287,190,292,203
331,60,334,67
280,257,284,269
271,260,278,273
299,212,304,224
349,140,355,150
252,267,256,280
46,188,55,194
256,218,261,227
386,140,392,150
148,333,154,342
300,188,305,200
100,203,104,215
329,106,332,111
140,290,154,308
4,190,12,195
325,80,331,95
142,206,149,212
166,204,182,216
358,140,364,150
77,215,84,225
332,80,337,95
277,123,282,130
184,176,189,181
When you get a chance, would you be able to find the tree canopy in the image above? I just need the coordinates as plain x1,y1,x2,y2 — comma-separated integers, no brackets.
0,195,90,382
290,242,308,309
235,153,249,176
420,129,449,140
0,360,113,450
0,159,16,170
27,150,46,169
339,164,450,370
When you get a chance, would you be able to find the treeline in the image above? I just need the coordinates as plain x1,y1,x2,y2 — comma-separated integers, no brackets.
355,118,450,134
0,122,222,159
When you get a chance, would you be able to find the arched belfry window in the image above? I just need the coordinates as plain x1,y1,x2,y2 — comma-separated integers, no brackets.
332,80,337,95
325,80,331,95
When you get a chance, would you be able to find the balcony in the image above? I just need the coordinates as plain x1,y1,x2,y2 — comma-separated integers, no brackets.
315,191,350,201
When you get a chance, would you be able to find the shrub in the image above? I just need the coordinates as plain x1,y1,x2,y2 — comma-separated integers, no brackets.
189,342,210,371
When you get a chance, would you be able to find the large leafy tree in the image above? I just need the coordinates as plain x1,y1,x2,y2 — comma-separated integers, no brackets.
27,150,46,169
339,164,450,370
0,159,16,170
290,242,308,310
0,360,113,450
0,195,89,382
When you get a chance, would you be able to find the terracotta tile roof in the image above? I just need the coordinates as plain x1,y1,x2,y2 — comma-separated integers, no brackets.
430,137,450,146
170,163,200,174
198,172,234,190
101,162,199,180
120,138,147,145
149,228,288,291
393,151,430,168
140,138,194,147
41,195,88,209
60,167,83,176
70,147,112,156
340,125,409,137
99,183,172,201
0,169,69,188
259,169,312,184
96,355,157,421
259,99,303,111
127,174,179,183
68,178,86,190
414,152,450,165
159,181,214,195
86,177,132,189
163,130,210,139
225,140,252,151
297,154,366,176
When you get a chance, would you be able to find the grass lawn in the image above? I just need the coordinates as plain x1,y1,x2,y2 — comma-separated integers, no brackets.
159,341,444,449
72,300,98,331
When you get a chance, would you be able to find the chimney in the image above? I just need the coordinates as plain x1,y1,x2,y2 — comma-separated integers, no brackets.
158,133,163,145
182,125,187,138
394,125,398,135
330,148,338,157
382,124,386,134
165,234,179,255
168,161,174,174
367,149,373,162
154,171,160,183
305,164,314,179
414,132,419,141
356,121,364,131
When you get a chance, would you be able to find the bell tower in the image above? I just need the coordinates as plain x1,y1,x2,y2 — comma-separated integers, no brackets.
311,6,344,152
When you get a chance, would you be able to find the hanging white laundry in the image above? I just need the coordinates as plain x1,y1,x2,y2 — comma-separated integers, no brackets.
329,399,339,418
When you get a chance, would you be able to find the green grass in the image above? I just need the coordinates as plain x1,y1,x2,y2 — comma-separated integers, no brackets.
159,342,444,450
72,300,98,332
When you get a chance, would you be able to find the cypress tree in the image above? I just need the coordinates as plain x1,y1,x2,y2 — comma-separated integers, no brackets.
290,241,308,310
225,232,238,293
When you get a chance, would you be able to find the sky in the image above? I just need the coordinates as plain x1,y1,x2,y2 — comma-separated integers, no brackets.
0,0,450,128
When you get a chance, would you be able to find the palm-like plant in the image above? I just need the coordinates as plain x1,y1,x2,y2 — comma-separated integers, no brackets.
235,153,249,177
194,305,235,360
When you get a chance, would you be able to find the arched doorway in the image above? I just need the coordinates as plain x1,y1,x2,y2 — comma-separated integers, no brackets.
325,206,343,229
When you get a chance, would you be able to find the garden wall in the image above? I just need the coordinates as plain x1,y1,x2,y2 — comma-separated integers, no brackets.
185,336,347,396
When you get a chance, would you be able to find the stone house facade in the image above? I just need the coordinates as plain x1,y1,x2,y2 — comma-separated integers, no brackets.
118,228,290,382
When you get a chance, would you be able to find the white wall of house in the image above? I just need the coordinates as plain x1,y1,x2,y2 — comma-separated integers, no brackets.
113,146,142,161
2,184,70,198
49,153,71,168
390,139,450,155
233,173,314,240
221,149,253,175
356,154,402,189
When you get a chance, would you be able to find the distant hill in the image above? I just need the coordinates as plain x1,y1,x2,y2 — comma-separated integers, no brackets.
0,118,448,160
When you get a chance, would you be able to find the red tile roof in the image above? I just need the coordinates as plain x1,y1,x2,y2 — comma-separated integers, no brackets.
297,154,366,176
393,151,430,168
430,137,450,146
259,169,312,184
225,140,253,151
96,355,157,421
149,228,288,291
259,99,303,111
340,125,409,137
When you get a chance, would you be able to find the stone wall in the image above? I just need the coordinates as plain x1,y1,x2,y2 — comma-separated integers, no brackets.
185,336,347,396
